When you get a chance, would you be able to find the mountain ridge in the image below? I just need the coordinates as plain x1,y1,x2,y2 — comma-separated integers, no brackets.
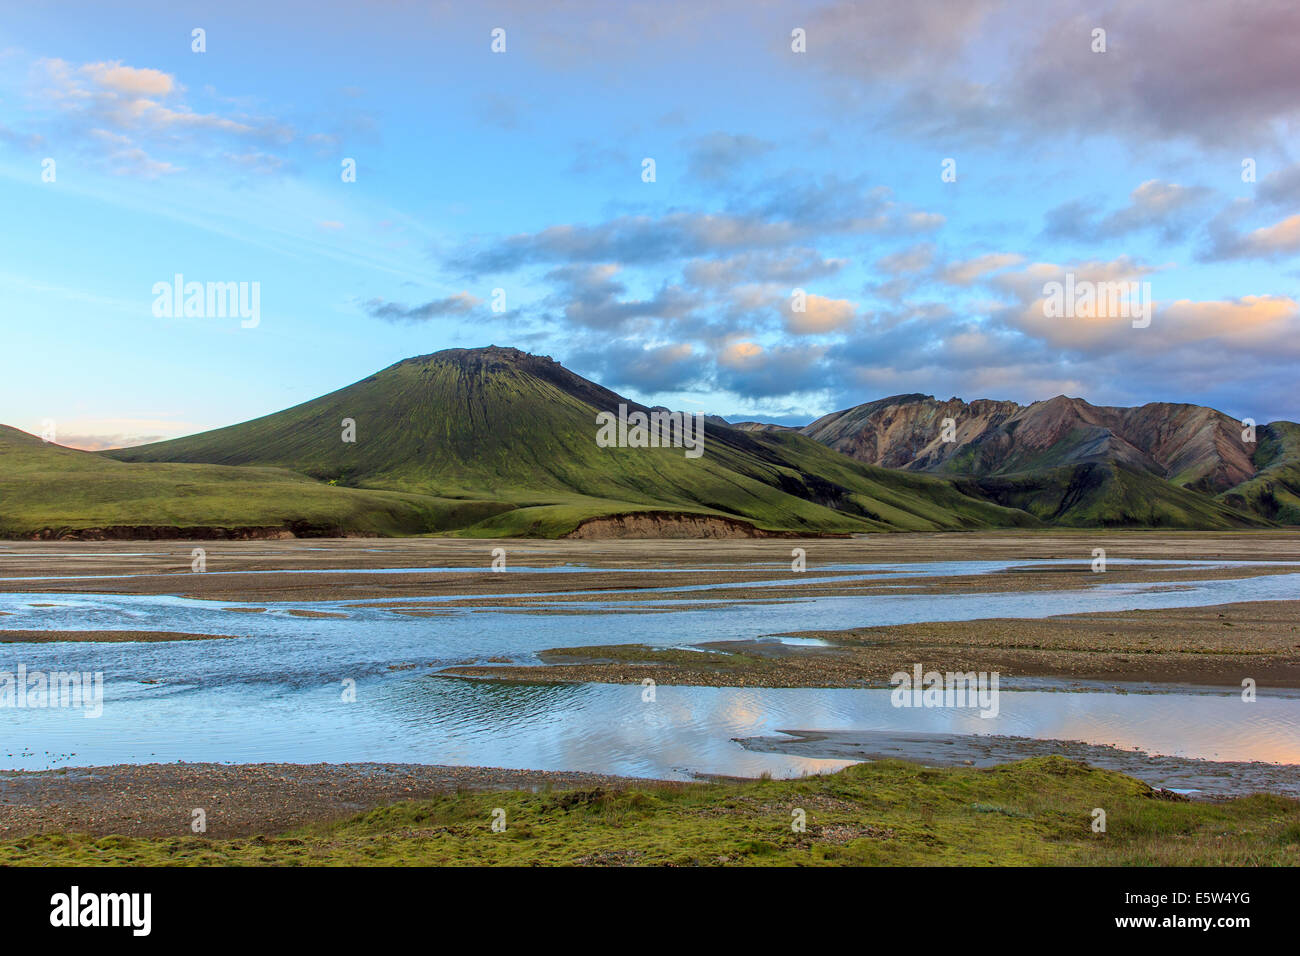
1,346,1289,538
796,392,1274,490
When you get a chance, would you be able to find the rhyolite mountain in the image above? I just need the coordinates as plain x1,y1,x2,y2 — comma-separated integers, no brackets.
799,394,1253,490
782,393,1300,527
1,346,1291,538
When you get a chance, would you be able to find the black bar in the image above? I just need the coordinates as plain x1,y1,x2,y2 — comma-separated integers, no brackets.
0,866,1279,941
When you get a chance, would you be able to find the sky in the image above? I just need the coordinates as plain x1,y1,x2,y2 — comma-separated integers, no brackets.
1,0,1298,449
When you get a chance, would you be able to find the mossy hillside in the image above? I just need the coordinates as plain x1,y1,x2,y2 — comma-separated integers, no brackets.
0,425,467,537
101,349,1041,536
972,462,1266,529
1218,423,1300,525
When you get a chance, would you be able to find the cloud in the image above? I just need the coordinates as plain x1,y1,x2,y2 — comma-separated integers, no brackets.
938,252,1025,286
804,0,1300,147
974,256,1300,368
1205,211,1300,261
991,257,1161,351
570,341,708,393
813,281,1300,421
453,214,791,273
86,129,180,179
14,57,307,178
40,58,254,136
363,292,481,322
865,248,1022,300
1043,180,1212,243
452,179,941,274
784,294,856,335
806,0,1001,80
682,249,846,287
715,341,829,397
38,416,203,450
542,264,696,331
1159,295,1299,348
56,433,167,451
738,177,943,236
80,62,175,97
876,244,935,276
1257,163,1300,206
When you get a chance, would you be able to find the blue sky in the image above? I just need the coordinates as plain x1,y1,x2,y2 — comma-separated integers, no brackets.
2,0,1298,448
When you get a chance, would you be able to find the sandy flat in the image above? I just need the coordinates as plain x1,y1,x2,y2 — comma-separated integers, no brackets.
442,600,1300,689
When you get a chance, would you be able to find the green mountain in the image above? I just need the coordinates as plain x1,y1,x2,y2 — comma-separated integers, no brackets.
963,462,1264,529
96,347,1038,538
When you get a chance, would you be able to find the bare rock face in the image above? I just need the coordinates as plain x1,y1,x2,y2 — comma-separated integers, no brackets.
563,512,796,539
801,394,1259,493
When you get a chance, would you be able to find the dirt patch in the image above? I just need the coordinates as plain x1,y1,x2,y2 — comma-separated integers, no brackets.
563,512,817,539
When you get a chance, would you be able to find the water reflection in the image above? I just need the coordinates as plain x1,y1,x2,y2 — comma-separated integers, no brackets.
6,674,1298,778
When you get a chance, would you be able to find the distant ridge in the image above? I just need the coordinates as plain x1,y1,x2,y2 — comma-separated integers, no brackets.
0,346,1289,538
793,392,1299,526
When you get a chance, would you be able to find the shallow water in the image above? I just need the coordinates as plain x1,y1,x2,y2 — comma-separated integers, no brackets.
7,679,1299,779
1,558,1298,778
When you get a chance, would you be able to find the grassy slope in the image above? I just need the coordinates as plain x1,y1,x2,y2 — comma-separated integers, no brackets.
1219,423,1300,525
102,351,1040,537
967,461,1267,529
0,425,480,537
6,758,1298,866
